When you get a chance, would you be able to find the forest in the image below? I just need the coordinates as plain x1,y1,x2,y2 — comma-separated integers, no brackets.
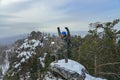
69,19,120,80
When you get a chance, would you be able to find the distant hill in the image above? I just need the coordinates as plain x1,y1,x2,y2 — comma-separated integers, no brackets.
0,34,28,45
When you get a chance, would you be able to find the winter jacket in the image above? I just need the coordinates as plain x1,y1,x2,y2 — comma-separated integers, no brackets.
57,27,71,49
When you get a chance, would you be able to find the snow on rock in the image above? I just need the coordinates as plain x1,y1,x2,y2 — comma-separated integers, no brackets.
39,53,47,68
50,59,86,80
50,59,107,80
85,74,106,80
15,63,21,68
51,59,86,75
20,58,25,63
43,72,63,80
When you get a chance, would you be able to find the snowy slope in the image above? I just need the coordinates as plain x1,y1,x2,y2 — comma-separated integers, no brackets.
50,59,107,80
14,39,42,69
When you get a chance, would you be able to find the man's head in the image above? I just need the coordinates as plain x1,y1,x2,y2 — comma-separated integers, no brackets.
61,31,66,38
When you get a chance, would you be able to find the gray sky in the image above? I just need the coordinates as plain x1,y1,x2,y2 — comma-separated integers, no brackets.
0,0,120,38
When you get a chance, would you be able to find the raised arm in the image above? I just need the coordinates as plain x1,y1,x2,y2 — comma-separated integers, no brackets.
65,27,70,37
57,27,61,37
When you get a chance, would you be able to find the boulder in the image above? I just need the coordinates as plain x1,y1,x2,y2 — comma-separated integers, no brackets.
50,59,86,80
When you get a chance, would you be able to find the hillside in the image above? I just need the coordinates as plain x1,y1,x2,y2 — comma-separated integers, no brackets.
0,31,106,80
1,19,120,80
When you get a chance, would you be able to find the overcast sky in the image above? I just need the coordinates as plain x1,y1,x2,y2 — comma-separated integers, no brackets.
0,0,120,38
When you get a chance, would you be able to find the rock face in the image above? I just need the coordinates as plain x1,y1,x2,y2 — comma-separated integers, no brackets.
43,71,63,80
50,65,85,80
49,59,107,80
50,59,86,80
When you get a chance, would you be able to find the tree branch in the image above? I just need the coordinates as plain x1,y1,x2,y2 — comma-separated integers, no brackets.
97,62,120,68
97,72,117,75
97,72,120,78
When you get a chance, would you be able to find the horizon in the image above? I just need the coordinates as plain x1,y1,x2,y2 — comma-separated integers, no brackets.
0,30,88,39
0,30,88,45
0,0,120,38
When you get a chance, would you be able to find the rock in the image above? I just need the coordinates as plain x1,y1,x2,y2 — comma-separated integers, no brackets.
49,59,107,80
50,59,86,80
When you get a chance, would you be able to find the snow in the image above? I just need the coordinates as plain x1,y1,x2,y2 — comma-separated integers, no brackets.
15,63,21,68
43,72,63,80
1,63,9,75
21,58,25,63
51,59,107,80
17,51,35,59
32,39,40,47
24,39,28,42
39,53,47,68
85,74,106,80
51,59,86,75
44,36,48,40
51,42,55,45
15,39,42,69
0,50,10,76
0,49,10,80
19,39,40,49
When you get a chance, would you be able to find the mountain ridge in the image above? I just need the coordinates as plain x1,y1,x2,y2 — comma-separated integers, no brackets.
0,34,28,45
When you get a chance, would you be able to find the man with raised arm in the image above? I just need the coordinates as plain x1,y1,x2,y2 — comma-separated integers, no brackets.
57,27,71,63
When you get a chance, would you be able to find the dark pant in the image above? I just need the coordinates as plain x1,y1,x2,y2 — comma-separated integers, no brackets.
54,49,68,63
63,49,68,63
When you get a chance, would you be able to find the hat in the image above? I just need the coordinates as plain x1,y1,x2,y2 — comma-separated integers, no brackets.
61,31,66,36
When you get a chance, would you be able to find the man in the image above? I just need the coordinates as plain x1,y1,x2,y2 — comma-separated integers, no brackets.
57,27,71,63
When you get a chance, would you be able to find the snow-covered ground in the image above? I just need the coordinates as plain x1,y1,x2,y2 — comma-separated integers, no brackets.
50,59,107,80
